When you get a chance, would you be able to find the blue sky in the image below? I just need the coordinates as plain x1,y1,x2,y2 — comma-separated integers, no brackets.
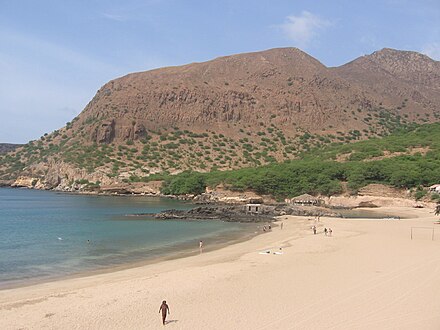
1,0,439,143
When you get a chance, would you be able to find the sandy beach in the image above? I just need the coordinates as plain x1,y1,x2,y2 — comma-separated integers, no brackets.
1,206,440,329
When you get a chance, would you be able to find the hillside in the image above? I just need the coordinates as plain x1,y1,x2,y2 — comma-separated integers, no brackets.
0,47,439,192
334,48,440,122
160,123,440,200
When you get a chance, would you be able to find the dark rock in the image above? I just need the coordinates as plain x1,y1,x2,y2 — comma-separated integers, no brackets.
134,123,146,140
138,204,342,223
93,119,115,144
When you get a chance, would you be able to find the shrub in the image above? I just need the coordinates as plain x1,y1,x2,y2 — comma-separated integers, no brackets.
415,190,427,200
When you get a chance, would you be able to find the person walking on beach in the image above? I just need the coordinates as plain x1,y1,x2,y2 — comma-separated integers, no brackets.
159,300,170,325
199,240,203,253
312,225,317,235
324,228,328,236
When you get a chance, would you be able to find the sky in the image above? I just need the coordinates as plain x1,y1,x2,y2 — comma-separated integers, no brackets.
1,0,439,143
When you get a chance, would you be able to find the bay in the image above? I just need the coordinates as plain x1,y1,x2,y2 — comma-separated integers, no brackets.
0,188,252,288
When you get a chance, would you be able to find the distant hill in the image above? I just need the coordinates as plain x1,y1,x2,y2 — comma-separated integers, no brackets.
334,48,440,122
1,47,439,191
0,144,23,154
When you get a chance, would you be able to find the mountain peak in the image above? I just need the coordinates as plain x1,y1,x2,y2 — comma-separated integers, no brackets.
193,47,327,73
369,48,436,63
338,48,440,90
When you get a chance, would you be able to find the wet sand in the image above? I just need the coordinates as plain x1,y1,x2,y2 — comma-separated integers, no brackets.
1,207,440,329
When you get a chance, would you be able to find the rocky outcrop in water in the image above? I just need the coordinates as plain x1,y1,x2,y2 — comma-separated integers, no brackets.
141,204,342,223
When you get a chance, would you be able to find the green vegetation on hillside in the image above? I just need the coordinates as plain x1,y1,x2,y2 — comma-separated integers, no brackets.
0,103,413,181
160,123,440,199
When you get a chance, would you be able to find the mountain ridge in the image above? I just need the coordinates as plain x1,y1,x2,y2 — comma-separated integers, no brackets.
1,47,439,192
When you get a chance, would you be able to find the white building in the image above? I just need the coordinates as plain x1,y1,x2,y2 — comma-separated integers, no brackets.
429,184,440,193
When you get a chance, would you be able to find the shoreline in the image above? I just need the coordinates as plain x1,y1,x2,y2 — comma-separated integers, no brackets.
0,216,289,293
0,205,410,291
0,219,261,291
2,206,440,329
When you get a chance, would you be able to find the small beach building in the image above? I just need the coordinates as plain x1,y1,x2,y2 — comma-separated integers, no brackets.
429,184,440,193
289,194,322,206
246,203,262,214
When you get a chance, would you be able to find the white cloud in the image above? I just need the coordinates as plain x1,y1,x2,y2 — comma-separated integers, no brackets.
279,11,332,49
102,12,128,22
422,42,440,60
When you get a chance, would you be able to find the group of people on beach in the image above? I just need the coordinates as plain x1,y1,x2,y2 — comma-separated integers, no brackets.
324,227,333,236
262,222,286,232
312,225,332,236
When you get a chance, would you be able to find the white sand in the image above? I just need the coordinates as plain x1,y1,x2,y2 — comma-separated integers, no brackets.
1,207,440,329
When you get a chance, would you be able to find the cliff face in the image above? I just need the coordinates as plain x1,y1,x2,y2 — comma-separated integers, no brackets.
75,48,382,142
1,47,439,192
78,48,440,141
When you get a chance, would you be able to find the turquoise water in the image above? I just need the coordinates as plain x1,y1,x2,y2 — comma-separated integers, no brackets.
0,188,250,288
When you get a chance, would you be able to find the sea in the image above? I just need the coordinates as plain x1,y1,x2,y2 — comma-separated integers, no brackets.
0,188,254,288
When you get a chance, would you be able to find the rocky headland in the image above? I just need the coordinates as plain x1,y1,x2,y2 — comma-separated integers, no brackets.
131,203,343,223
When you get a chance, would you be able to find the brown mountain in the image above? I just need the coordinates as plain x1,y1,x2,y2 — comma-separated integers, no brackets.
334,48,440,121
1,47,439,192
77,48,389,141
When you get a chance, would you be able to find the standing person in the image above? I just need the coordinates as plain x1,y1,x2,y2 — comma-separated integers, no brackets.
324,228,328,236
199,240,203,253
159,300,170,325
328,228,333,236
313,226,317,235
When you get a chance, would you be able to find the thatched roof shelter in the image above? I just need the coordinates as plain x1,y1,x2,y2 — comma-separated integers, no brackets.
290,194,322,205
